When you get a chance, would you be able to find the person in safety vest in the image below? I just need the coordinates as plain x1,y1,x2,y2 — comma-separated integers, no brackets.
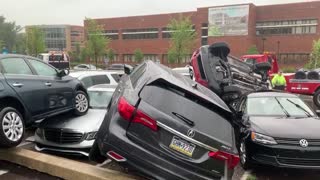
272,70,286,90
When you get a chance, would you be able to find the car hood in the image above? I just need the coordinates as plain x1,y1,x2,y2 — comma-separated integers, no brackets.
250,116,320,139
39,109,107,132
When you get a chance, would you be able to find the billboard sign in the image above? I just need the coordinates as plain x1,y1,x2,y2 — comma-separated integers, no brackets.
208,5,249,36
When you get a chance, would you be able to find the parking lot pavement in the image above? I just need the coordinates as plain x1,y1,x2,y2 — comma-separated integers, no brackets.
0,160,61,180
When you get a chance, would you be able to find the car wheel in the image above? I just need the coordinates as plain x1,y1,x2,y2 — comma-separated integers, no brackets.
74,90,89,116
0,107,25,147
239,139,252,170
313,90,320,108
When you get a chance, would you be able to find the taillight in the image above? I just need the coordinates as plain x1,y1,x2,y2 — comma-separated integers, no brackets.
208,151,240,169
118,97,158,131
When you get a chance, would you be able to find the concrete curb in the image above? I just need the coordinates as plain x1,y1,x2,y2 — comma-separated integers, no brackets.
0,147,136,180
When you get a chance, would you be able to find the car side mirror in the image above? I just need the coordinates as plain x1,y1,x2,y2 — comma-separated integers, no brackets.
124,65,131,75
57,69,69,77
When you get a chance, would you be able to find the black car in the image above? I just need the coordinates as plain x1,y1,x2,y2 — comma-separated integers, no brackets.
0,54,89,147
234,91,320,169
90,61,239,180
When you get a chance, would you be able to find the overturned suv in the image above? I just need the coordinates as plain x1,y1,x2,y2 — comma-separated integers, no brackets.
0,55,89,147
90,61,239,180
190,42,271,106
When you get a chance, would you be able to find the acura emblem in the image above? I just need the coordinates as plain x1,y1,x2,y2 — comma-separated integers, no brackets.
187,129,195,138
299,139,308,148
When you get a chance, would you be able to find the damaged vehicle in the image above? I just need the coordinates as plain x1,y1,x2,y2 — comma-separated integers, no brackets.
191,42,271,106
89,61,239,180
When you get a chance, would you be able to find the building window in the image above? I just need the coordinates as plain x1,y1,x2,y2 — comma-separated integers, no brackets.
71,31,82,36
201,38,208,45
256,19,318,35
143,54,158,62
122,28,158,40
161,26,196,39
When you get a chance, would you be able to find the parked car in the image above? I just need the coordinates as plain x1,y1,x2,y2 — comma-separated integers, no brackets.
172,66,194,80
89,61,239,180
73,64,98,70
69,71,121,88
0,54,89,147
108,63,133,71
34,84,116,156
233,91,320,169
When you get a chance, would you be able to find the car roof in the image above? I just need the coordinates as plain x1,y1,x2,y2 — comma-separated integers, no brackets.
247,91,298,98
0,54,40,60
69,70,121,78
87,84,117,91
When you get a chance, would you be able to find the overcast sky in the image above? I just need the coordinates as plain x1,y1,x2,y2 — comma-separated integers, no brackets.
0,0,316,27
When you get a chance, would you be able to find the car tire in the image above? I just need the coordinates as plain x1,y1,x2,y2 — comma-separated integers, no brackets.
239,139,252,170
307,71,320,80
0,107,25,148
295,71,307,79
73,90,89,116
313,90,320,108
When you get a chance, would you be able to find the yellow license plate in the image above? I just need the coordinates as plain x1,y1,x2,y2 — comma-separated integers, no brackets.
169,136,195,157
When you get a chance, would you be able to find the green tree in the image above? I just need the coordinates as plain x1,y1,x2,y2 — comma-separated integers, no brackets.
80,47,89,62
247,45,259,54
26,26,45,56
107,49,115,62
15,33,26,54
305,39,320,69
0,16,21,52
86,18,110,67
74,43,81,61
167,15,196,64
134,49,144,63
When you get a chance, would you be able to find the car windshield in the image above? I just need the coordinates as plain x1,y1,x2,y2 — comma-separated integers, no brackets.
247,97,315,117
88,90,113,109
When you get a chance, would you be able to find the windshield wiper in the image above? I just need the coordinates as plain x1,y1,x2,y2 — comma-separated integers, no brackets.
274,97,290,117
286,99,312,117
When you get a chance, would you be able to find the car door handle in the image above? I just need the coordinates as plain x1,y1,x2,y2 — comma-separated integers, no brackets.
12,83,24,87
45,82,52,86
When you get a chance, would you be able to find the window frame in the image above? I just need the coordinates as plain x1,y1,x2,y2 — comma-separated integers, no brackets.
0,57,35,76
27,58,58,77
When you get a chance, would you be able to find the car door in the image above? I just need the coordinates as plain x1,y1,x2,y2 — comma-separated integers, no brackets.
27,58,74,113
0,57,47,117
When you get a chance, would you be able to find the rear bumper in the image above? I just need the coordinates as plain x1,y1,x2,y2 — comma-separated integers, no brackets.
248,140,320,169
95,125,226,180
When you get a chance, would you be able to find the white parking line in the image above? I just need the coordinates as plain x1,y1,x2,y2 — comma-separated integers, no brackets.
241,171,252,180
96,159,112,167
17,141,32,147
0,170,9,176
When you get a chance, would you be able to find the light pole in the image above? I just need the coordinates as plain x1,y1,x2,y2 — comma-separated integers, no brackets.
262,37,267,52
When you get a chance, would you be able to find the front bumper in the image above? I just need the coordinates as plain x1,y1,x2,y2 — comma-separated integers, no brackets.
247,140,320,169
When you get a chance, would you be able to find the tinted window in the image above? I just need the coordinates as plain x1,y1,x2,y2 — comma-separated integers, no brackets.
1,58,33,75
28,59,57,76
81,77,94,88
81,75,110,88
130,63,146,88
111,74,121,82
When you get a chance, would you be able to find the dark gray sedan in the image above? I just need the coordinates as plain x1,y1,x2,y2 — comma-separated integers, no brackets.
34,84,116,156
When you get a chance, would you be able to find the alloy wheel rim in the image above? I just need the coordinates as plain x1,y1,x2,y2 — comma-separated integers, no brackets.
75,93,88,112
240,142,247,164
2,111,23,142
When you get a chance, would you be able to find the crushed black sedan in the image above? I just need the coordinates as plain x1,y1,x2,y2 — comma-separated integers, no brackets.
234,91,320,169
89,61,239,180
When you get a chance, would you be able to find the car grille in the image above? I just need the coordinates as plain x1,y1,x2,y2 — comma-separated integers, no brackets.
275,138,320,146
44,129,84,144
278,157,320,166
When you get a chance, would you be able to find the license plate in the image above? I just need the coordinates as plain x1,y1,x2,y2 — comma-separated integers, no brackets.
169,136,195,157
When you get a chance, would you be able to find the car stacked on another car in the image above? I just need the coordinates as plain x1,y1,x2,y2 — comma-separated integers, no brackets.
35,84,116,156
0,54,89,147
234,91,320,169
90,60,240,180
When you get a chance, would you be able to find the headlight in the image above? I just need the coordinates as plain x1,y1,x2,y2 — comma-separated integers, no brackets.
35,128,44,138
251,132,277,145
86,131,97,140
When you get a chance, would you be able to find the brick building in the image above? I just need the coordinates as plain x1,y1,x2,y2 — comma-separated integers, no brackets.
27,25,84,53
86,1,320,67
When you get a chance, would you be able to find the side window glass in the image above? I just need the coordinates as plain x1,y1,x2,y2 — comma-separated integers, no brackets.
92,75,110,85
28,59,57,76
111,74,121,82
81,77,94,88
130,63,146,88
1,58,33,75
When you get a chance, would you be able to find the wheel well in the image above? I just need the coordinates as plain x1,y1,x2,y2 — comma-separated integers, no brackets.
0,97,26,120
76,85,87,93
314,86,320,94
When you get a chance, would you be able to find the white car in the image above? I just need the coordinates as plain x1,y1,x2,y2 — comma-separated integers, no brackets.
73,64,98,70
70,71,122,88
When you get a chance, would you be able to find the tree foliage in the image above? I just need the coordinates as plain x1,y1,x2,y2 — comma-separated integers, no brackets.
0,16,22,51
167,16,196,64
107,49,115,62
247,45,259,55
134,49,144,63
305,39,320,69
80,47,89,62
26,26,45,56
86,18,110,67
